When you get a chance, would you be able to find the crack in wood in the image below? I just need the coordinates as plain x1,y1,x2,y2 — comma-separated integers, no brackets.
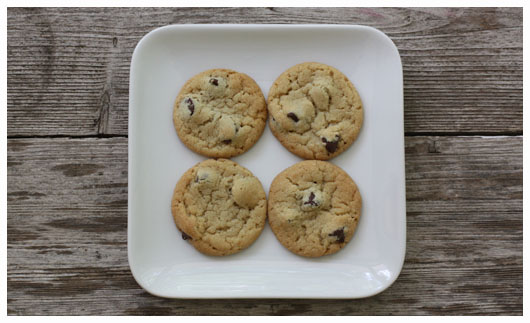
96,90,110,134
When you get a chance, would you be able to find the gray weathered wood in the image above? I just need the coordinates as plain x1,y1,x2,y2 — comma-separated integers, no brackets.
7,7,523,316
7,7,522,136
7,136,522,315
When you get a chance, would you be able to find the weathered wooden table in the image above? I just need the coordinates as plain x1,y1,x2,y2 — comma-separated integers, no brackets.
7,8,522,315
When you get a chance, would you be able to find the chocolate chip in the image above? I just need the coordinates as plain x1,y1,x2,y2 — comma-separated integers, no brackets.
185,98,195,115
287,112,299,122
325,140,338,153
194,172,209,183
209,78,219,86
222,139,232,144
303,192,318,206
181,232,192,240
322,135,340,153
329,228,345,243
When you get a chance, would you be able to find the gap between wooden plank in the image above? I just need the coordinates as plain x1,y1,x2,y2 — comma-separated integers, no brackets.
6,132,523,140
7,134,128,139
404,131,523,137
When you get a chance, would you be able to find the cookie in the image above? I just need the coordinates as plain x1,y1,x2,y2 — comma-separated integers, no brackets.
173,69,267,158
171,159,267,256
268,160,362,257
267,62,363,160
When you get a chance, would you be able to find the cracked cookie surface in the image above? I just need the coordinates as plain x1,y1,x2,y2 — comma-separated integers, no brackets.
173,69,267,158
268,160,362,257
268,62,363,160
171,159,267,256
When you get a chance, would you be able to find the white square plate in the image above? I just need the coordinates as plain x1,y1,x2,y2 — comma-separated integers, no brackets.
128,24,406,298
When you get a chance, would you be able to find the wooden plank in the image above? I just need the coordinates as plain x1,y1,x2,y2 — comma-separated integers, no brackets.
7,7,522,136
7,136,522,315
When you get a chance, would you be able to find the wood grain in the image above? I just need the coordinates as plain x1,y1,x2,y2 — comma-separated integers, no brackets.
7,7,522,136
7,136,522,315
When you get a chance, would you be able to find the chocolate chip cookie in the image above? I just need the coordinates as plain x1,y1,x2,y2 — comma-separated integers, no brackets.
173,69,267,158
268,160,362,257
268,62,363,160
171,159,267,256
